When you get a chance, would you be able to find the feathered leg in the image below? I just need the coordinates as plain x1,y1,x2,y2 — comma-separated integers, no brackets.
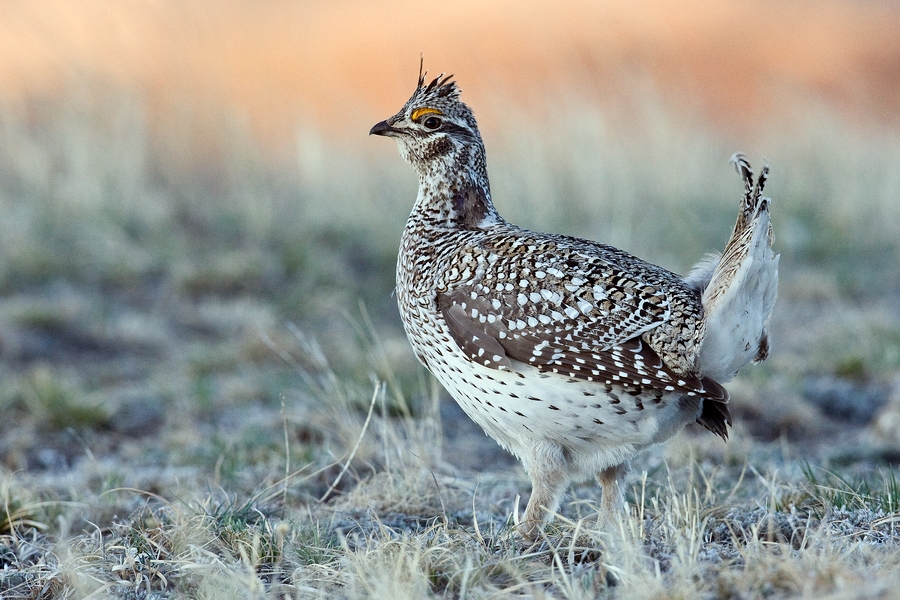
597,463,628,522
519,444,569,540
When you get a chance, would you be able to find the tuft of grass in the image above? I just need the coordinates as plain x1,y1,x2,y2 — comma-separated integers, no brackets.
17,366,109,431
834,356,869,380
797,463,900,516
0,487,52,536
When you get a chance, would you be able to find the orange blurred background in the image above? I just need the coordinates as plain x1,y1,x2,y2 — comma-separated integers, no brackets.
1,0,898,150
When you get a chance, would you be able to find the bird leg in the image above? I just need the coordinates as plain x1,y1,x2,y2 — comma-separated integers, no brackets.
597,463,629,525
518,447,569,540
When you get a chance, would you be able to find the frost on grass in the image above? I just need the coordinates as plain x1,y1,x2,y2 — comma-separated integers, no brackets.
4,367,900,600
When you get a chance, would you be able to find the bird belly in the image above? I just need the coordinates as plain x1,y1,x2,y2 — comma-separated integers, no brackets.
423,339,700,479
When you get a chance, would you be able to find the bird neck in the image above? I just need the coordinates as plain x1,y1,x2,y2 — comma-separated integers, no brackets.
411,143,502,231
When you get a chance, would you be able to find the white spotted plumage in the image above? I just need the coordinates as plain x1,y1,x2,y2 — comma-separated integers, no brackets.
371,63,778,539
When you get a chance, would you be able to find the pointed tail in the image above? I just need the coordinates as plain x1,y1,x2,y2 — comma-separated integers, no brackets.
692,154,779,382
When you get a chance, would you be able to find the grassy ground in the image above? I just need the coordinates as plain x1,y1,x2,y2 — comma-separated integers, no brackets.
1,85,900,599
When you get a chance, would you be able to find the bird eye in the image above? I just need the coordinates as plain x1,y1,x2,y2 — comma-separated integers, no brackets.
422,116,442,130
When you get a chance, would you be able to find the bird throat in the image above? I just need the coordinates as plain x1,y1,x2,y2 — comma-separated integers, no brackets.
414,139,498,231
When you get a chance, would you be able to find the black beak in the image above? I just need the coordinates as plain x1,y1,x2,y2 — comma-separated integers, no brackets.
369,120,399,136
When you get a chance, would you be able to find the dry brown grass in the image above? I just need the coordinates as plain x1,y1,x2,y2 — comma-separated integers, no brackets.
5,379,900,598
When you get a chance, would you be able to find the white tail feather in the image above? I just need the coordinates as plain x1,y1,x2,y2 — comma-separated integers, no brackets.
692,155,779,382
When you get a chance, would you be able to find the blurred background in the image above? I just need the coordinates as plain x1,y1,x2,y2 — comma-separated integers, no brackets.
1,0,899,474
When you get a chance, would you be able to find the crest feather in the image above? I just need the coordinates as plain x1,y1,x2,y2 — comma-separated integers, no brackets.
414,57,459,102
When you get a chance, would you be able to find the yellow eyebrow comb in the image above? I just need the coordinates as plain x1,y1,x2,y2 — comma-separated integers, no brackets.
411,107,443,121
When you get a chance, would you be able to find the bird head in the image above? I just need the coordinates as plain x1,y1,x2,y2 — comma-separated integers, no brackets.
370,62,483,178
